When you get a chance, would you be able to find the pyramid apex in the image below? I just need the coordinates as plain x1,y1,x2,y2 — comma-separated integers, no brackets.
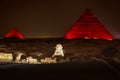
11,27,19,30
83,8,93,12
85,8,91,11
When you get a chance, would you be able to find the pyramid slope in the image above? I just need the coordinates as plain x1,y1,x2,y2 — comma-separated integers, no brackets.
5,28,24,39
65,8,114,40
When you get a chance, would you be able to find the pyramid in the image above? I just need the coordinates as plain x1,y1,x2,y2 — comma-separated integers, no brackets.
5,28,24,39
64,8,114,40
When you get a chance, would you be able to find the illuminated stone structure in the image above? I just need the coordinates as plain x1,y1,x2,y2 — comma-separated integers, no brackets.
64,8,114,40
52,44,64,57
26,57,37,63
15,52,23,63
5,28,24,39
41,57,56,63
0,53,13,62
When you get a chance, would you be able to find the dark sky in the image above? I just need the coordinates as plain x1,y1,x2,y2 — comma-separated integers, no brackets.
0,0,120,38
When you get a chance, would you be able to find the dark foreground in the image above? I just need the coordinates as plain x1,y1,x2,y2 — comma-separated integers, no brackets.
0,60,120,80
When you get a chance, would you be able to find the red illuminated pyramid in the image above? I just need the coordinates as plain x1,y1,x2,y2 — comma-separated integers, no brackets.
64,8,114,40
5,28,24,39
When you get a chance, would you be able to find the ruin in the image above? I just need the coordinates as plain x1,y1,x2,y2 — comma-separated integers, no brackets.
5,28,24,39
65,8,114,40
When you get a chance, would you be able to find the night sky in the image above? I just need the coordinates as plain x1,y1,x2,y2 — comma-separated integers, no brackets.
0,0,120,38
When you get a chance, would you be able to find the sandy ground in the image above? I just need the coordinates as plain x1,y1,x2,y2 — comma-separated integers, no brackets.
0,59,120,80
